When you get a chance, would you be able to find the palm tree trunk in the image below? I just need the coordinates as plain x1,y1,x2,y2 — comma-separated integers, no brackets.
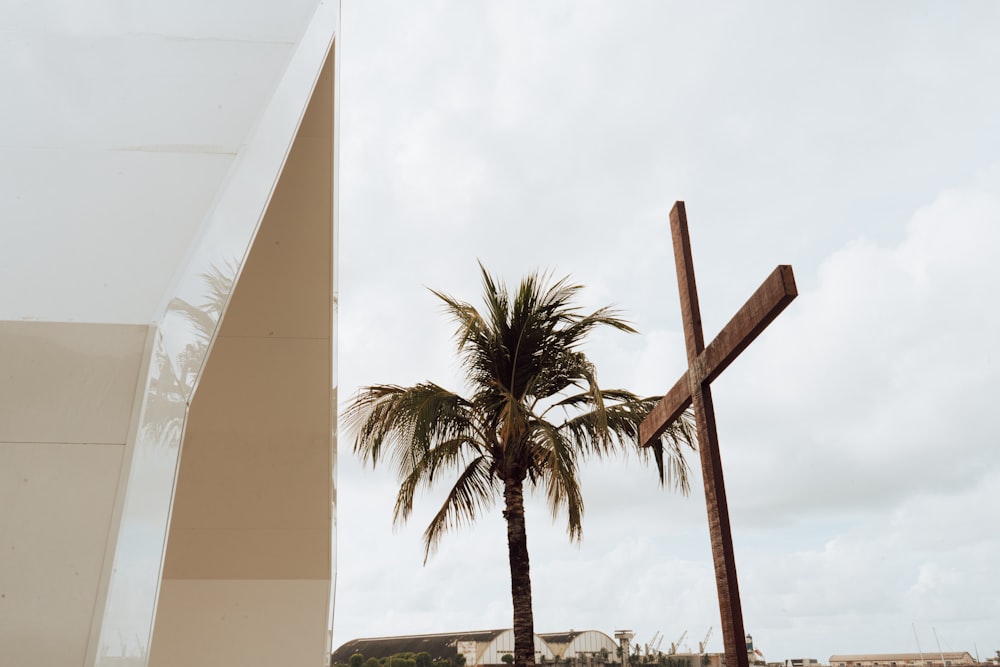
503,478,535,667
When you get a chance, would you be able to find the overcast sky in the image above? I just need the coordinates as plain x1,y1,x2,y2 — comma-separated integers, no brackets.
333,2,1000,661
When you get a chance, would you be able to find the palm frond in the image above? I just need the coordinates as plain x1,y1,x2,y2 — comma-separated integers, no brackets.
532,421,585,541
421,454,501,562
393,435,483,525
344,382,478,481
641,408,697,494
554,389,646,458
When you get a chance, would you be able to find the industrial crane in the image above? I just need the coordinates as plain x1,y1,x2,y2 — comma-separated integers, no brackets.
698,628,713,655
669,630,688,655
646,632,662,657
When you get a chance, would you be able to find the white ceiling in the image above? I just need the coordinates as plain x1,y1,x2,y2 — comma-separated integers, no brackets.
0,0,332,323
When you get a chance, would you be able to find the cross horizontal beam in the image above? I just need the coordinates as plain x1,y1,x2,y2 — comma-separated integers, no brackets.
639,264,797,447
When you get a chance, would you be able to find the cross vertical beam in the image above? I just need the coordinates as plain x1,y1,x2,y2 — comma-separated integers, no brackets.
640,201,797,667
672,201,748,667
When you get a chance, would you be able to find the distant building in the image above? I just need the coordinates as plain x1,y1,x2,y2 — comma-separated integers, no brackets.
333,630,622,667
539,631,619,662
332,629,554,666
829,653,976,667
332,630,735,667
747,635,767,666
666,652,724,667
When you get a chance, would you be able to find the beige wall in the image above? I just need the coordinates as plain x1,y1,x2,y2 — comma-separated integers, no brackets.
0,322,149,666
148,45,336,667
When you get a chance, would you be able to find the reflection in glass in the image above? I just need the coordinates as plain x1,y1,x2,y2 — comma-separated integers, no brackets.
165,261,237,396
95,263,237,665
94,333,186,666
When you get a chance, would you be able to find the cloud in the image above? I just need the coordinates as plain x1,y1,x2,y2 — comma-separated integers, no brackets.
687,170,1000,523
739,468,1000,654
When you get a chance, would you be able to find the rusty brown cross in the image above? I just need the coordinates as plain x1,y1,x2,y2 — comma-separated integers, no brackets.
639,201,797,667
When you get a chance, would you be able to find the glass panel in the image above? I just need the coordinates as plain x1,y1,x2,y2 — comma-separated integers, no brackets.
93,332,186,666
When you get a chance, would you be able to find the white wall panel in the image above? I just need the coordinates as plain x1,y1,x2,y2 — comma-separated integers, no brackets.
0,322,148,444
0,442,124,666
150,579,330,667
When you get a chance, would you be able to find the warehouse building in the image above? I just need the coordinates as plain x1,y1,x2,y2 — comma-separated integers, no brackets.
333,630,622,667
829,653,977,667
333,629,556,666
539,631,619,661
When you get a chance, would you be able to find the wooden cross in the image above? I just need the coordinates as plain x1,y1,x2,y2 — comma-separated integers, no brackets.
639,201,797,667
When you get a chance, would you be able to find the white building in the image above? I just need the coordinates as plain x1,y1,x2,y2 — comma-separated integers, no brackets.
830,654,977,667
540,630,620,661
0,2,340,666
333,630,625,667
332,629,559,666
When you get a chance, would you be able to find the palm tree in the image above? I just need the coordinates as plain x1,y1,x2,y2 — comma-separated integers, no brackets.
345,266,696,667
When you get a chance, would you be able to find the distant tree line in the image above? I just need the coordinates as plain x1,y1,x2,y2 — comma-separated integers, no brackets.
538,649,613,666
615,647,711,667
641,657,709,667
334,648,650,667
333,644,716,667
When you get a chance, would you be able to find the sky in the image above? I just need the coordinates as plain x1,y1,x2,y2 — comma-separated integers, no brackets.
334,2,1000,662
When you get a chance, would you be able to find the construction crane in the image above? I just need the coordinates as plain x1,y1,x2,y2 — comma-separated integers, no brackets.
654,634,665,654
647,632,662,657
699,627,713,655
669,630,688,655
